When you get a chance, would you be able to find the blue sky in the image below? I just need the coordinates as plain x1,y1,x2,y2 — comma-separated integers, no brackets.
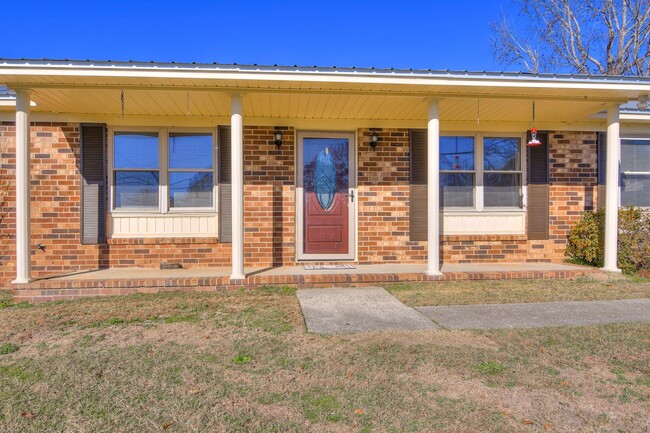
3,0,514,71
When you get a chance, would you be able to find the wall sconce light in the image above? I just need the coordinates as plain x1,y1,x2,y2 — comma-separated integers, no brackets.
274,129,283,148
369,130,379,150
638,95,648,110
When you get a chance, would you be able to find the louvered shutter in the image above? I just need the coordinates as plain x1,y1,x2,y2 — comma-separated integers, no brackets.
527,131,549,240
219,126,232,242
409,129,428,241
597,132,607,209
81,124,106,244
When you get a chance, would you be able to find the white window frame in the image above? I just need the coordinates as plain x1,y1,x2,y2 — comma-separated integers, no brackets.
441,132,526,213
108,126,218,215
619,135,650,208
439,135,477,210
481,134,525,211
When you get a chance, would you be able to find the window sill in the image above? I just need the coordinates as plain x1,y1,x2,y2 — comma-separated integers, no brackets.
112,211,217,217
443,208,526,216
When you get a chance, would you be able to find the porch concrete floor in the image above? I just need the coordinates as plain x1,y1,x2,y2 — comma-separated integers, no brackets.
46,262,588,281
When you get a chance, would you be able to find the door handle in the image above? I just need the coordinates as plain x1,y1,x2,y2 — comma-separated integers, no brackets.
346,190,354,202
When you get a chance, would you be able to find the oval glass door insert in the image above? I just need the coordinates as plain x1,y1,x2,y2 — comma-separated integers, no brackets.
314,148,337,210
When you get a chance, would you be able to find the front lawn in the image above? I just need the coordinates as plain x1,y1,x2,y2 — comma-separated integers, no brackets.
0,280,648,432
384,274,650,306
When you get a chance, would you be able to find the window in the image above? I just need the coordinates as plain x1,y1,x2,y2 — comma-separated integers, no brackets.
440,136,475,207
113,132,160,209
168,133,214,208
409,130,526,240
439,134,524,210
112,129,215,212
483,137,522,208
621,138,650,207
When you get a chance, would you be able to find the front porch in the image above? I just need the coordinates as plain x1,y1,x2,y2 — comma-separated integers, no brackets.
13,262,599,303
1,60,640,292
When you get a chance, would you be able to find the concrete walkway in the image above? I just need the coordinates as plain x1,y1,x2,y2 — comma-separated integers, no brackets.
297,287,437,334
417,298,650,330
297,287,650,333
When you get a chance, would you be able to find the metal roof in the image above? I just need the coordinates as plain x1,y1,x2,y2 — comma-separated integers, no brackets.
2,57,650,85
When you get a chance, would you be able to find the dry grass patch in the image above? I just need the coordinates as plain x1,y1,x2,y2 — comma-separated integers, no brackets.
384,275,650,306
0,287,648,432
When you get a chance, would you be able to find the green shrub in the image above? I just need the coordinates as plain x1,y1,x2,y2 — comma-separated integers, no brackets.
617,206,650,272
566,206,650,273
566,208,604,267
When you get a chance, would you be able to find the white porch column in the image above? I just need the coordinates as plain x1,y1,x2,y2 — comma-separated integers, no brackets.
602,104,622,273
13,89,31,284
230,94,245,280
427,99,443,276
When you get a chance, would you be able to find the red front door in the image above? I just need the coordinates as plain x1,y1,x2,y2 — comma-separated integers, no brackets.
302,137,351,255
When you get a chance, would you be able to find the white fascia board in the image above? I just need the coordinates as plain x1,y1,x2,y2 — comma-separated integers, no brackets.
2,63,650,93
620,113,650,121
0,99,37,106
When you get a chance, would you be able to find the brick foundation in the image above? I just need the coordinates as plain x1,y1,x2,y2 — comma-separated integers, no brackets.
13,266,598,303
0,123,600,285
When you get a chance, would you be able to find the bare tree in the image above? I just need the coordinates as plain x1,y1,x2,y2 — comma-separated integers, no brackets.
492,0,650,75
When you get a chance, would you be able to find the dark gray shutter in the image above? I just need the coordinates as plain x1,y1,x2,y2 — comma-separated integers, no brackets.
80,123,106,244
527,131,549,240
597,132,607,209
218,126,232,242
409,129,427,241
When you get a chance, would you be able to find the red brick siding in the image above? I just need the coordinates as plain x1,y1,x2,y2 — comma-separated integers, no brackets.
106,238,230,268
243,126,295,266
357,129,427,263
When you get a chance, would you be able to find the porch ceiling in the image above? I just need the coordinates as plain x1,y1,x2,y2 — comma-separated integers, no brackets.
0,87,612,125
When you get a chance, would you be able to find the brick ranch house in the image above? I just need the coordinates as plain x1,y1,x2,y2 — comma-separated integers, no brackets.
1,59,649,292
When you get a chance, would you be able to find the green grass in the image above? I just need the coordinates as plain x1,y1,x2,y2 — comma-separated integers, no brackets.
477,361,507,375
384,274,650,306
233,354,252,365
0,283,647,432
0,291,28,310
0,343,18,355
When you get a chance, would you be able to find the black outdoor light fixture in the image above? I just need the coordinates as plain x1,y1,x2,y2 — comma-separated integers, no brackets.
369,130,379,150
274,129,283,148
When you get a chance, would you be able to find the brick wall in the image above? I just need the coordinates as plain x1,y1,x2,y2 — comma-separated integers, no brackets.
0,122,599,283
357,129,427,263
242,126,295,266
105,238,230,268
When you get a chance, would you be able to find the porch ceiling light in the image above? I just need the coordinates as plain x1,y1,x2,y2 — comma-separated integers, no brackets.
370,130,379,150
637,95,648,110
274,129,283,148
